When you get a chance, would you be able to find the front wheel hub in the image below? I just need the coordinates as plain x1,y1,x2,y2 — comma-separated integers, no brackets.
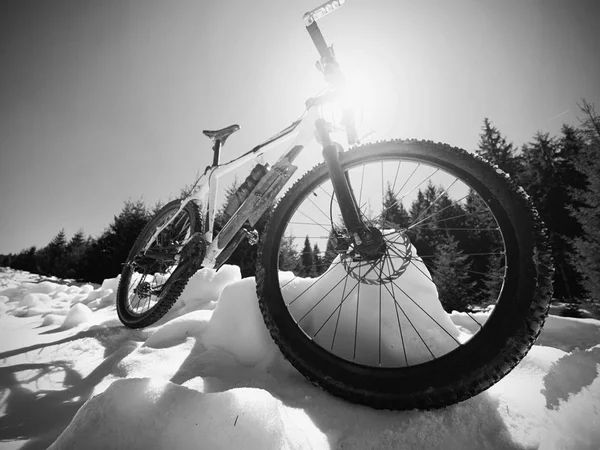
341,228,413,284
354,227,386,261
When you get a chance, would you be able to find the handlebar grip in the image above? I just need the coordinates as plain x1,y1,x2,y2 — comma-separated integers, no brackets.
303,0,346,26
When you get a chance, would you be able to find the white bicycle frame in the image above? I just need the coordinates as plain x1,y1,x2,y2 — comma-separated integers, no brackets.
141,103,325,270
140,0,355,272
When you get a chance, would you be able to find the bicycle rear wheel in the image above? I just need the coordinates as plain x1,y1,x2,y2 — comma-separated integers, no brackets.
117,200,202,328
256,139,552,410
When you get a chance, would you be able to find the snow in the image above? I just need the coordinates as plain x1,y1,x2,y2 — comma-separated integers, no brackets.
0,266,599,450
60,303,95,329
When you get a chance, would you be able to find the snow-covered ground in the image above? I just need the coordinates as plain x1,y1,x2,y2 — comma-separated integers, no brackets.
0,266,599,450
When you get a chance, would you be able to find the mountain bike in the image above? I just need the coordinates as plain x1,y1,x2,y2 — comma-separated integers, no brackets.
116,0,552,410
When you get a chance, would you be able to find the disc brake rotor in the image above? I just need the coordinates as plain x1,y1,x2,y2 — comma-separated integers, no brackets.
341,229,412,285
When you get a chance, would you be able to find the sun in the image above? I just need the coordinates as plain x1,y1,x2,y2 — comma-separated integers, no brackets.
320,51,402,143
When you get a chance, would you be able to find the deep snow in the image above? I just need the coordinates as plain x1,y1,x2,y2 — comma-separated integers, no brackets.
0,266,599,450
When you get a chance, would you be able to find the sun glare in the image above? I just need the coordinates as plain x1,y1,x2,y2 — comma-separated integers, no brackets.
321,51,402,143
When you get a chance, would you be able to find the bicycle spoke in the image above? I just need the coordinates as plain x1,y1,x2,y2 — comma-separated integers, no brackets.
312,275,359,340
382,255,408,365
353,264,362,361
378,257,384,365
389,270,461,346
408,198,489,230
331,275,352,350
307,195,336,225
408,192,470,229
375,163,420,223
385,281,437,360
409,177,460,226
391,161,402,195
288,267,349,307
272,153,515,370
296,209,333,235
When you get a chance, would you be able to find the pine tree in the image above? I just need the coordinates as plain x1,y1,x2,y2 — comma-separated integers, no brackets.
65,229,87,279
519,132,580,300
431,233,477,312
476,118,521,177
554,125,586,299
82,200,151,283
299,235,316,277
322,228,339,269
312,243,324,275
382,183,410,229
430,192,465,238
43,229,68,277
11,246,38,274
570,100,600,303
483,251,505,304
278,234,299,272
461,189,500,276
408,186,438,261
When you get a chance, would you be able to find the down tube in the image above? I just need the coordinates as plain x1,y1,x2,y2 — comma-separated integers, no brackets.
201,109,320,268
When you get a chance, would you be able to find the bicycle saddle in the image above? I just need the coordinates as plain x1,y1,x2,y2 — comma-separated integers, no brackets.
202,124,240,145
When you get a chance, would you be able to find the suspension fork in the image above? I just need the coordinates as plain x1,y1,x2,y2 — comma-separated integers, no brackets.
316,119,369,245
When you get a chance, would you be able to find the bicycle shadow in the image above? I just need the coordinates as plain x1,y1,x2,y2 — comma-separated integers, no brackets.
0,327,140,450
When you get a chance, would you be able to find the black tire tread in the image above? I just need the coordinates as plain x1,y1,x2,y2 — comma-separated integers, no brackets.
256,139,553,410
117,200,202,329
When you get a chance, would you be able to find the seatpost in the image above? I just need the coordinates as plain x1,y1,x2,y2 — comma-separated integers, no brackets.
212,140,222,167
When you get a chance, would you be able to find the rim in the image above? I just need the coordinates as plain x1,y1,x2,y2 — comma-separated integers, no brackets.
123,207,193,317
273,155,508,368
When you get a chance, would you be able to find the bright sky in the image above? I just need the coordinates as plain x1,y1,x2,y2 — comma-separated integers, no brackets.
1,0,599,254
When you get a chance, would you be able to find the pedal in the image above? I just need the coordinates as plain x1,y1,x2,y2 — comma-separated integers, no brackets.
245,229,259,246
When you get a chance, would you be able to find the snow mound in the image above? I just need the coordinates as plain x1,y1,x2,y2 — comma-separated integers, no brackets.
48,378,327,450
80,284,95,293
61,303,95,329
82,288,113,305
275,254,462,367
41,314,64,327
100,276,120,292
145,310,213,348
203,277,278,367
25,281,63,294
19,292,52,307
174,265,242,315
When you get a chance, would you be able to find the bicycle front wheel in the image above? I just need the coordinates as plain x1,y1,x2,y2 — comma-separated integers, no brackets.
256,139,552,410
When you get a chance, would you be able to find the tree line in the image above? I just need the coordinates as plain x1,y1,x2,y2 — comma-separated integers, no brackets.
1,101,598,311
269,100,600,312
0,200,159,284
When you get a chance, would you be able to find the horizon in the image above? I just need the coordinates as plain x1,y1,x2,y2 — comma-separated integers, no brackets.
1,0,599,254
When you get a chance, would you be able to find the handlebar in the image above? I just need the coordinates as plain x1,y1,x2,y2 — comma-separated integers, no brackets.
303,0,346,27
304,0,345,63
